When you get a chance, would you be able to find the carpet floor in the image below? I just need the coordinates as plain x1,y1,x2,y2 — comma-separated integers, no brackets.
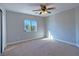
3,38,79,56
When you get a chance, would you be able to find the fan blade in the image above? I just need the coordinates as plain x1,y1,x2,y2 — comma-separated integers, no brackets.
47,11,51,13
39,12,42,14
33,9,41,11
47,7,56,10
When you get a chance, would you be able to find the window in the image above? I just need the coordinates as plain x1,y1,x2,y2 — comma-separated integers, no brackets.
24,19,37,32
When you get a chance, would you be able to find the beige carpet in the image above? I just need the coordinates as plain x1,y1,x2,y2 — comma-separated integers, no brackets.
3,38,79,56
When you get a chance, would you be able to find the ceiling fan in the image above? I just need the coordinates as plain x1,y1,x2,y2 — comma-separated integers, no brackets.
33,4,56,15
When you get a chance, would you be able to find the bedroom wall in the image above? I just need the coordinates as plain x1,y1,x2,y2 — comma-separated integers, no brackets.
75,7,79,46
6,10,46,44
0,9,2,54
47,8,76,44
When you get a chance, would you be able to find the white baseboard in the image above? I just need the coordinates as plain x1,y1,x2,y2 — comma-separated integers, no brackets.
75,44,79,48
55,39,78,47
55,39,79,48
6,38,79,48
7,37,44,47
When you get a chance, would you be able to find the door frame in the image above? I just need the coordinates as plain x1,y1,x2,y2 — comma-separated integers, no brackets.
0,9,2,54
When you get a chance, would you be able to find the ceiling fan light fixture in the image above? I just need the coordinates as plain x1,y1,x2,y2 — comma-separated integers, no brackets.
44,11,47,14
41,10,47,14
33,4,55,15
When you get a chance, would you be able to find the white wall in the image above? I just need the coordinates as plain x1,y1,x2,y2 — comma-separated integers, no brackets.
6,11,46,44
75,7,79,46
0,9,2,54
47,8,76,44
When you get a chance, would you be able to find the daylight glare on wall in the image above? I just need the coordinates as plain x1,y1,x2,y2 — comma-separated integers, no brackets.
48,31,54,40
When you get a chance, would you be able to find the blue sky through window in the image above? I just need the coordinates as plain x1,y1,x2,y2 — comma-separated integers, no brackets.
24,19,30,26
24,19,37,32
31,20,37,26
